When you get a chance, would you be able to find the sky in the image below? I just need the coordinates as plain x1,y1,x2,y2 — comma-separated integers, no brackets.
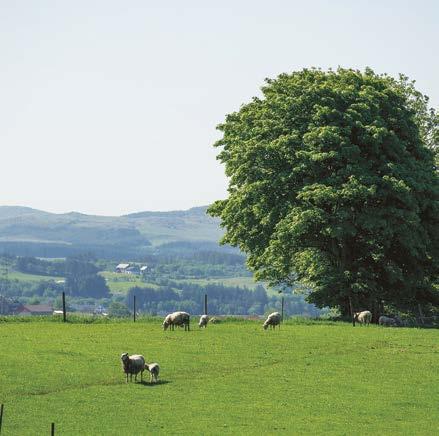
1,0,438,216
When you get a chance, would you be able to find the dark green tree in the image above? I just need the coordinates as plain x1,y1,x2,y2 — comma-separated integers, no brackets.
65,258,110,298
208,68,439,317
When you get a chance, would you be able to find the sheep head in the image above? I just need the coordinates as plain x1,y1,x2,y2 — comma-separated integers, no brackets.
121,353,130,370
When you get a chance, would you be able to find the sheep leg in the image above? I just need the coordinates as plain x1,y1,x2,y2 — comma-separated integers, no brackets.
126,373,128,383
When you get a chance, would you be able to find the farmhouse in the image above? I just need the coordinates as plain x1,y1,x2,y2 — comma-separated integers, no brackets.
115,263,130,273
18,304,53,316
115,263,142,275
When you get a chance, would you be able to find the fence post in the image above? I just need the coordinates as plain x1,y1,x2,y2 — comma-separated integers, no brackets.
133,295,136,322
281,296,284,322
51,422,55,436
349,296,355,327
0,403,4,434
62,292,66,323
204,294,208,315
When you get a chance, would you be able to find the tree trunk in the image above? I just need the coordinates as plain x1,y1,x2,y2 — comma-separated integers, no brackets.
349,295,355,327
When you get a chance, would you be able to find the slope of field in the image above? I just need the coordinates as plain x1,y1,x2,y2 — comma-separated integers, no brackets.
5,271,63,283
0,320,437,435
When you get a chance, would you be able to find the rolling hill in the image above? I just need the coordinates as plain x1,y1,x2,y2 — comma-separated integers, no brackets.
0,205,224,259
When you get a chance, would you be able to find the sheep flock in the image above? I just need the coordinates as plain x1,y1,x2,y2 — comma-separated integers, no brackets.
120,308,405,384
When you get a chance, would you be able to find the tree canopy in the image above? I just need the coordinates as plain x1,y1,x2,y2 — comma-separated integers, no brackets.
208,68,439,316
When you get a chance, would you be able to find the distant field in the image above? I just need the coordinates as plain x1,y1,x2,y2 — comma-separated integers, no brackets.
99,271,159,294
0,319,437,435
5,271,62,283
100,272,260,294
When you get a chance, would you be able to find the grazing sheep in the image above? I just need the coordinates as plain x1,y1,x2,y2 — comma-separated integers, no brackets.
199,314,209,328
163,311,190,331
120,353,145,383
353,310,372,325
263,312,282,330
210,317,221,324
145,363,160,383
379,315,397,327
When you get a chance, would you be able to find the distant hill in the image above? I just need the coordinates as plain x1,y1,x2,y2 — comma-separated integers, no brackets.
0,205,224,259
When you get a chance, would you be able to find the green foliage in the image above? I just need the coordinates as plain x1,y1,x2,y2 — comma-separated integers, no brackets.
209,68,439,315
0,321,437,434
15,256,65,277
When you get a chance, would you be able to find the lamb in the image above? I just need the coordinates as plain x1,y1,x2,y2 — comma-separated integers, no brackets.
379,315,397,327
120,353,145,383
353,310,372,325
263,312,282,330
163,311,190,331
199,314,209,328
145,363,160,383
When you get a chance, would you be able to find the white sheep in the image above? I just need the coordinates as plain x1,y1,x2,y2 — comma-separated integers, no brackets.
120,353,145,383
379,315,396,327
263,312,282,330
163,311,190,331
145,363,160,383
199,314,209,328
353,310,372,325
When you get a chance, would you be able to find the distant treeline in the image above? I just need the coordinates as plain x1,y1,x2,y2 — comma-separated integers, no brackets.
0,240,235,261
15,256,65,277
125,282,321,317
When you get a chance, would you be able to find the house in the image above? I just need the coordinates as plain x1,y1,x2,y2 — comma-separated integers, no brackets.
115,263,130,273
140,265,148,274
18,304,53,316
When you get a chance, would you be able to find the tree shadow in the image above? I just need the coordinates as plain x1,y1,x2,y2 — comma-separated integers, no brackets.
138,379,171,387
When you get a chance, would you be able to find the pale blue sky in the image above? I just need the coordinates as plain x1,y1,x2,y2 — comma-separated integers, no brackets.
1,0,438,215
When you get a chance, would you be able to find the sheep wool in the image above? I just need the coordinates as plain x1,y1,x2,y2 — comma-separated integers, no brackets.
263,312,282,330
199,315,209,328
121,353,145,383
163,311,191,331
354,311,372,325
145,363,160,383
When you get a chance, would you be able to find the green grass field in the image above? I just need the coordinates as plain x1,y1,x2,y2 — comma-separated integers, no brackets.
99,271,159,294
0,319,437,435
4,271,62,283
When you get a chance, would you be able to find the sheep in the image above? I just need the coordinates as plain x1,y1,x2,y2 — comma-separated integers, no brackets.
263,312,282,330
353,310,372,325
199,314,209,328
210,317,221,324
163,311,190,331
145,363,160,383
379,315,397,327
120,353,145,383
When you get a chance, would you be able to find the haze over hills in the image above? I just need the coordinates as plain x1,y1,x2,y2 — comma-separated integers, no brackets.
0,205,225,259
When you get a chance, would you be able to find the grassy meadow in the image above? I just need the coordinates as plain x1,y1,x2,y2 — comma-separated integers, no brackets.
0,319,438,435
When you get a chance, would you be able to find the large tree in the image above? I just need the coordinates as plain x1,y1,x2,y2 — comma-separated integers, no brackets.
208,68,439,317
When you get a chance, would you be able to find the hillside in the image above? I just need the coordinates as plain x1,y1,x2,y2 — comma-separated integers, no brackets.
0,206,224,258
